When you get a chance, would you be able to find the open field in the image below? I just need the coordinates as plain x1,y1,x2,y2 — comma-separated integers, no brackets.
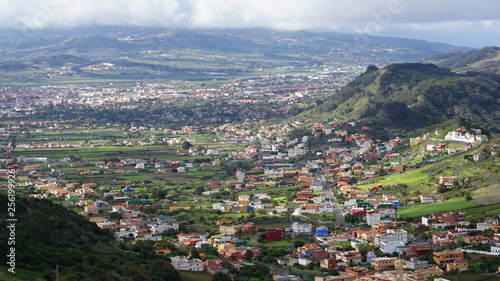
262,240,294,248
397,198,480,218
358,168,430,190
180,271,214,281
465,203,500,219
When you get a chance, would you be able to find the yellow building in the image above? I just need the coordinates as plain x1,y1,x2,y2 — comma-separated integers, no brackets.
220,225,237,235
217,243,235,253
446,259,468,272
414,267,444,278
411,139,424,147
433,250,464,265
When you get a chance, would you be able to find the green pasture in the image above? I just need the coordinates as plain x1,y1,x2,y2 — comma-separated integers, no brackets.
397,198,480,218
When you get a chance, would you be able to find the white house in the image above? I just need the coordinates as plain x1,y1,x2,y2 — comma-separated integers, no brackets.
406,257,429,270
298,258,312,266
292,222,312,234
366,212,382,226
374,229,408,246
491,243,500,253
420,195,445,204
150,223,179,235
170,256,203,271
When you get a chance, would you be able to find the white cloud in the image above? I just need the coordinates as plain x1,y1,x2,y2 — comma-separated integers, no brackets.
1,0,499,46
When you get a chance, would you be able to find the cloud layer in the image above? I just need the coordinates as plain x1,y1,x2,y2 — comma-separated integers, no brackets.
1,0,499,47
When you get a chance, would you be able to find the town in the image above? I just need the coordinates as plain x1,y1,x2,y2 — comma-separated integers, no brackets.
2,85,500,281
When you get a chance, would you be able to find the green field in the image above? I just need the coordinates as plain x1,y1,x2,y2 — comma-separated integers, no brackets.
358,168,430,190
465,203,500,219
262,240,294,248
180,271,214,281
397,198,480,218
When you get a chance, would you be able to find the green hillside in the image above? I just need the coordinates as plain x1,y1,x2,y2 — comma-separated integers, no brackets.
359,133,500,218
430,46,500,75
0,194,180,281
294,63,500,133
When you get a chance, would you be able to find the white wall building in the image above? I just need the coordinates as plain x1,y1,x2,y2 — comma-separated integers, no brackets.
150,223,179,235
374,229,408,246
170,256,203,271
366,212,382,226
292,222,312,234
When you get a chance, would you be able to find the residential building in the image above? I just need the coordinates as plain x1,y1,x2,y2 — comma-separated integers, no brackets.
150,222,179,234
445,259,468,272
266,229,283,242
316,226,329,237
336,251,362,265
374,229,408,245
320,258,344,269
433,250,464,266
406,257,429,270
84,205,99,215
371,257,397,271
422,212,467,228
292,222,312,235
170,256,203,271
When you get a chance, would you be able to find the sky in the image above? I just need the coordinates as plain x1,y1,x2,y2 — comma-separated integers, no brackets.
1,0,499,48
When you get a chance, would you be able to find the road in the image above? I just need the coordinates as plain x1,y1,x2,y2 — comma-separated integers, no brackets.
318,172,351,232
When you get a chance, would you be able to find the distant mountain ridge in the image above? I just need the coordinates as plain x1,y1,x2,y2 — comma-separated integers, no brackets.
294,63,500,133
0,27,472,62
430,46,500,74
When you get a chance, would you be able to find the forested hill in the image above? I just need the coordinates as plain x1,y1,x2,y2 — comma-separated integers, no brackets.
294,63,500,133
0,194,180,281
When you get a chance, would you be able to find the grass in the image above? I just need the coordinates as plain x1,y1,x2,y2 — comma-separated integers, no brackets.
180,271,213,281
397,198,480,218
262,240,294,248
358,168,430,190
465,203,500,219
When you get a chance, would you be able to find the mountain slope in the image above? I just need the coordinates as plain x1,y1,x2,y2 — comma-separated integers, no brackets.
0,195,176,280
0,27,471,63
430,46,500,74
294,63,500,133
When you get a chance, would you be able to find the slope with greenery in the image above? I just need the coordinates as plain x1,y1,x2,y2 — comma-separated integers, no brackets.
430,46,500,75
294,63,500,133
0,194,179,281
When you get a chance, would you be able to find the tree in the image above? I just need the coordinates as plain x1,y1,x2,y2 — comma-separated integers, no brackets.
244,250,254,261
182,141,193,150
143,206,157,215
104,195,114,204
151,259,181,281
212,271,232,281
124,262,149,281
191,249,201,259
109,212,122,221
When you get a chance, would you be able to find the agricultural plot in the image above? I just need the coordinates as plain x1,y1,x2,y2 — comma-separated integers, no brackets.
397,198,480,218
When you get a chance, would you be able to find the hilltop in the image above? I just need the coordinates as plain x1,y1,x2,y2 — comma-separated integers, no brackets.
294,63,500,133
430,46,500,75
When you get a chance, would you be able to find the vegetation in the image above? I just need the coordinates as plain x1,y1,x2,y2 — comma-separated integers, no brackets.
0,194,180,280
430,46,500,75
295,63,500,133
